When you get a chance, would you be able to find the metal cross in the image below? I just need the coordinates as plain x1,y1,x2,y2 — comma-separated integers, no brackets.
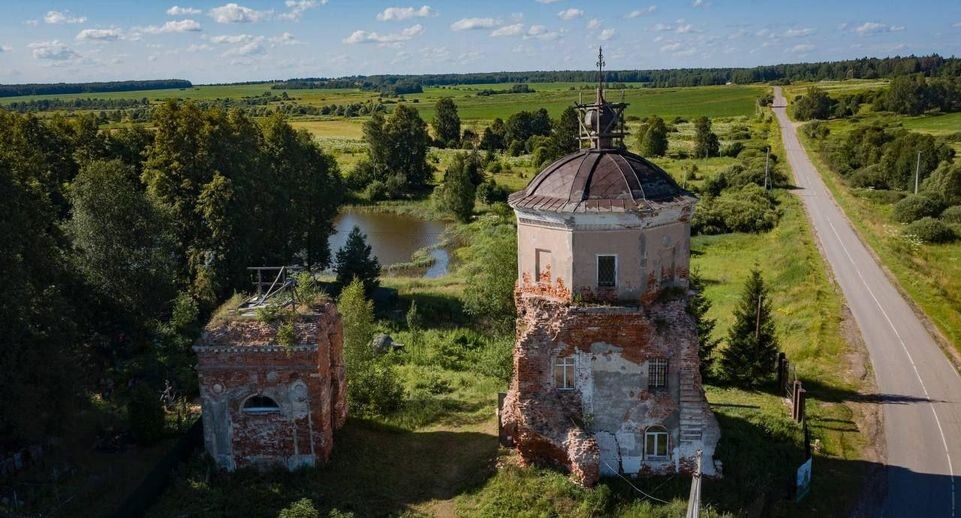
596,47,605,88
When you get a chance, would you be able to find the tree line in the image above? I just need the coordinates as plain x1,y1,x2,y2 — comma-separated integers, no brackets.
0,79,192,98
0,104,343,446
793,74,961,120
268,54,960,90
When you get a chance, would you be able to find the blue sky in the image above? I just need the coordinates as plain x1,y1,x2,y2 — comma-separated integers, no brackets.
0,1,959,84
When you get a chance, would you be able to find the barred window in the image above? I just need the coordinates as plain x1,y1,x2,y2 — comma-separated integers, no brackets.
648,358,668,390
597,255,616,288
645,426,669,460
553,356,575,390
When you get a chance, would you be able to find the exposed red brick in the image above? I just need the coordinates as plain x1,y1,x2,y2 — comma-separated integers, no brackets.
194,302,346,471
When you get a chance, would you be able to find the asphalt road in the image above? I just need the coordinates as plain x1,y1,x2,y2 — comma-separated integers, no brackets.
773,87,961,517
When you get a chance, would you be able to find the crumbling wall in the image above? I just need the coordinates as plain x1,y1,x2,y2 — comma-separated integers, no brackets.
194,302,346,471
502,293,719,485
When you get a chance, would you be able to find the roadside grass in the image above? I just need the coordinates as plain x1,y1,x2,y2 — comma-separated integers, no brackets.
798,129,961,352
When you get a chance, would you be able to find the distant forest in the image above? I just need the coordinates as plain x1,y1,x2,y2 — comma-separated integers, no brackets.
274,54,960,90
0,79,192,98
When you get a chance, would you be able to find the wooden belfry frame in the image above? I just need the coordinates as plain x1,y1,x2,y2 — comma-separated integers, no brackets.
575,47,629,149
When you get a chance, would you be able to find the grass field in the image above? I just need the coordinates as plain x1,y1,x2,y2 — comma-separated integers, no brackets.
0,82,764,123
901,111,961,136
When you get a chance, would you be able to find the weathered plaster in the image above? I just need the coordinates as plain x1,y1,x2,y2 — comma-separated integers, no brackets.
193,302,346,471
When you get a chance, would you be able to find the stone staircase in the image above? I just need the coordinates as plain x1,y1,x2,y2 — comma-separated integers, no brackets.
678,368,704,444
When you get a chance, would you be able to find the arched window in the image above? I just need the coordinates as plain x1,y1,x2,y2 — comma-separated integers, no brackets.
243,395,280,414
645,426,670,460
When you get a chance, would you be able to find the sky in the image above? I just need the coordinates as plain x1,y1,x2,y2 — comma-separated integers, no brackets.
0,1,959,85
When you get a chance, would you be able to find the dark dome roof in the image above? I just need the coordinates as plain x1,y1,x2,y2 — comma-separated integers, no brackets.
508,148,695,213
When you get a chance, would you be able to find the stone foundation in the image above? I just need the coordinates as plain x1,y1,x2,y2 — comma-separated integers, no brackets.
502,292,720,486
194,302,346,471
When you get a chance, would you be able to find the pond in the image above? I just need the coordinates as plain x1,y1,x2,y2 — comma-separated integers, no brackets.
329,209,449,278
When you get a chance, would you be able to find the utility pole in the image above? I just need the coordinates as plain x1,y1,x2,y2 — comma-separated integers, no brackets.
764,147,771,190
914,151,921,194
686,450,702,518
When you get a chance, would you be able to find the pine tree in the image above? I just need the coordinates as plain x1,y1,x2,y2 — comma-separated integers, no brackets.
334,226,381,294
720,267,779,388
687,268,720,380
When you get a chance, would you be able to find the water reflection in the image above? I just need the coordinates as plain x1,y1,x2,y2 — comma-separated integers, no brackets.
328,210,449,278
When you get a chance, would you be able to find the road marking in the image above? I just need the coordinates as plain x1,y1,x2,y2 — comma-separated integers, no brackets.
772,93,957,515
826,203,956,518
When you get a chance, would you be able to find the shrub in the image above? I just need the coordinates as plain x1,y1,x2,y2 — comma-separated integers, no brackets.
507,140,525,157
720,142,745,158
693,184,779,235
350,360,404,416
364,180,388,201
941,205,961,224
278,499,320,518
406,299,424,330
904,217,957,244
128,384,165,445
801,121,830,140
892,194,944,223
476,179,509,204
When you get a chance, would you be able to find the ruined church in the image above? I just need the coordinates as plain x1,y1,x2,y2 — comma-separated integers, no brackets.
501,50,720,486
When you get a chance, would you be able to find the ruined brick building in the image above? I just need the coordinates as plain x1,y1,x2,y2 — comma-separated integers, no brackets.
194,298,346,471
501,50,720,486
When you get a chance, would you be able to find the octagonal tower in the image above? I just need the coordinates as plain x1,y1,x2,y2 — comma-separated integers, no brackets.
501,49,719,486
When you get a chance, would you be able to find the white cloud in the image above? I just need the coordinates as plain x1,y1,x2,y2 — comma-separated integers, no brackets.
186,43,212,51
167,6,202,16
450,17,498,31
598,28,615,41
652,22,672,32
587,18,601,30
692,0,705,7
491,23,525,37
853,22,904,35
44,10,86,24
223,37,265,56
536,0,561,3
660,42,682,52
675,22,693,33
270,32,301,45
28,40,80,60
377,6,434,21
343,24,424,44
953,21,961,28
76,28,123,42
627,6,657,18
788,43,815,53
139,19,203,34
209,3,269,23
0,45,11,53
279,0,325,21
784,27,814,38
209,34,256,44
557,8,583,21
524,25,561,40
